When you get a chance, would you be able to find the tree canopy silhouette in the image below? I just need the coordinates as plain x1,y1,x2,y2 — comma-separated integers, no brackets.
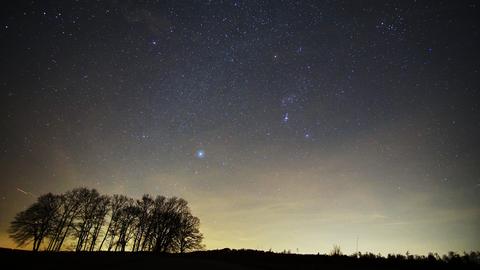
9,187,204,252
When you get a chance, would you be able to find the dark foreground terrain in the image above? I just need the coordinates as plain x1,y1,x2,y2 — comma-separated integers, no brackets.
0,248,478,270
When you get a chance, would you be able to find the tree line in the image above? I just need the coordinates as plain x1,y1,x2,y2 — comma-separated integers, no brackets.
8,187,204,252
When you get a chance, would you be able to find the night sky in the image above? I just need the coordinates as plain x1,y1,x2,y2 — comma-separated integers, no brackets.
1,1,479,254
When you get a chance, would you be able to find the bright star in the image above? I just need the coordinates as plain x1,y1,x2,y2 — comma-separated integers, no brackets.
195,149,205,159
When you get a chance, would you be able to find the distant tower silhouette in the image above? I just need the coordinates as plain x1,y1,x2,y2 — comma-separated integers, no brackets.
356,236,359,257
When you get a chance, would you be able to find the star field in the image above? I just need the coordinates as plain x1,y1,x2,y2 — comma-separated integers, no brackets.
1,1,479,254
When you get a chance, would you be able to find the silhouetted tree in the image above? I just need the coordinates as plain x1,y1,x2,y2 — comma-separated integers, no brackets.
148,197,189,252
74,189,101,251
114,200,137,252
9,193,60,251
71,190,111,251
330,245,342,256
10,187,204,253
87,195,109,251
46,188,91,251
176,212,204,253
99,194,130,251
132,194,154,252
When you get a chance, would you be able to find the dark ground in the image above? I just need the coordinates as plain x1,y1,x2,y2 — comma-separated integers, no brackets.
0,248,477,270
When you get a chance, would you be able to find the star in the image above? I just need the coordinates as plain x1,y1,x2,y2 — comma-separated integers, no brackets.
282,112,289,123
195,149,205,159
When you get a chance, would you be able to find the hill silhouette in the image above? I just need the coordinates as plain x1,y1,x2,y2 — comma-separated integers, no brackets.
0,248,478,270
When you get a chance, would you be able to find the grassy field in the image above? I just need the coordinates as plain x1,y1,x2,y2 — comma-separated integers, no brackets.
0,248,477,269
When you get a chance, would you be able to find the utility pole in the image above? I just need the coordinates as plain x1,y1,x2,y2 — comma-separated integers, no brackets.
356,236,359,258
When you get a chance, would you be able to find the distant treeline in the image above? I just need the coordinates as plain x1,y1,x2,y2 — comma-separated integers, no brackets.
207,248,480,266
9,187,203,252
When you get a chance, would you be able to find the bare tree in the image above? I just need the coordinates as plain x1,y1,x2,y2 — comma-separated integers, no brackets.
74,189,101,251
148,197,203,253
87,195,110,251
114,200,137,252
176,212,204,253
98,194,130,251
46,188,90,251
9,193,60,251
331,244,342,256
10,188,204,253
151,196,182,252
72,189,111,251
132,194,154,252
